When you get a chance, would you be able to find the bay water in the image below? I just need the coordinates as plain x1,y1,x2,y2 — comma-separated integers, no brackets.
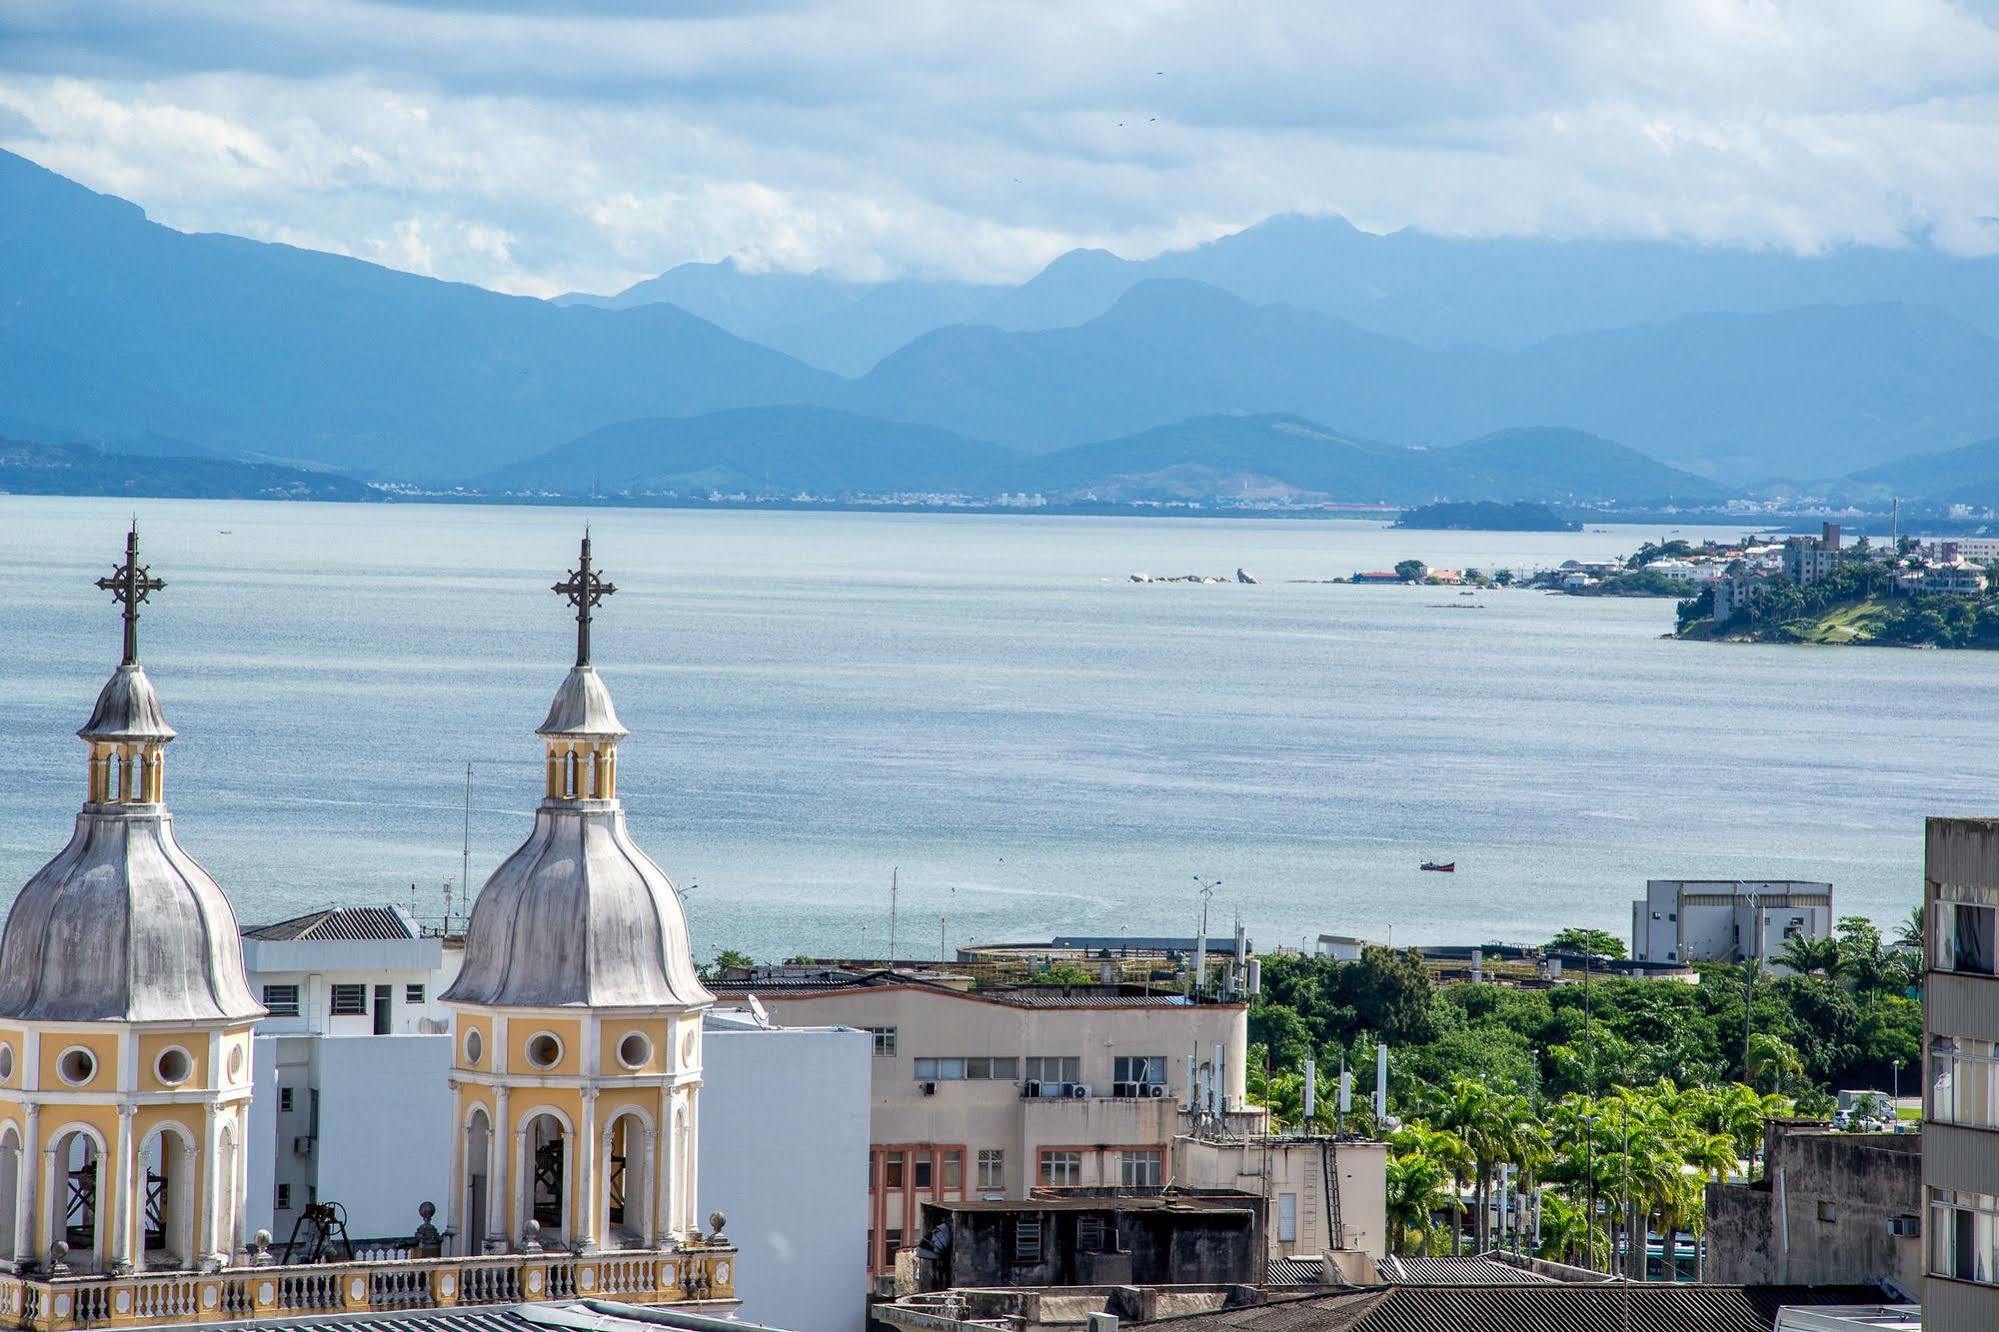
0,497,1985,962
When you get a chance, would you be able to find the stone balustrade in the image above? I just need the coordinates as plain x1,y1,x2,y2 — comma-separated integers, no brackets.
0,1243,738,1331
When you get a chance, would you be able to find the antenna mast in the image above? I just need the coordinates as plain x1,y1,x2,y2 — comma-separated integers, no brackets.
889,867,899,965
461,762,472,920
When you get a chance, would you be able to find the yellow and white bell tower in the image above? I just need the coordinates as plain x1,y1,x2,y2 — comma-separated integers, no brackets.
0,526,264,1275
441,535,715,1258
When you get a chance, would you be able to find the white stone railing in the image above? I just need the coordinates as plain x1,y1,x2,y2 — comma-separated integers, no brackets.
0,1241,739,1330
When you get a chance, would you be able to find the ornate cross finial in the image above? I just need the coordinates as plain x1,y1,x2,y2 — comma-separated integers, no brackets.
552,531,615,666
95,523,165,667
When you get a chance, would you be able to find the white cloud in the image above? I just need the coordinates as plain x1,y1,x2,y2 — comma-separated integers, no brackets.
0,0,1995,295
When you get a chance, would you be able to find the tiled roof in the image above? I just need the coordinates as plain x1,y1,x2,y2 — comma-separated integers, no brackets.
1139,1284,1890,1332
244,905,417,942
1381,1255,1559,1285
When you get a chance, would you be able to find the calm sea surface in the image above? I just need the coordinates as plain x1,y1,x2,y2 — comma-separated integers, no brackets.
0,498,1986,962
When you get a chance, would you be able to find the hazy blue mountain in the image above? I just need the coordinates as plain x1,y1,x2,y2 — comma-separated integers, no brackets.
0,150,835,480
841,279,1999,479
557,257,995,375
1023,416,1715,505
1482,303,1999,481
1845,437,1999,505
843,279,1442,452
496,405,1712,508
482,405,1014,496
0,437,378,500
1023,414,1418,502
1051,213,1999,348
1429,428,1721,503
569,211,1999,375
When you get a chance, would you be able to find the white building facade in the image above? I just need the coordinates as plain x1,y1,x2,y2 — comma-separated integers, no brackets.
1631,880,1834,966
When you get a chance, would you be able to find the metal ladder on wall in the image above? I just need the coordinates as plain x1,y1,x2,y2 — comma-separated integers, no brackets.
1320,1140,1343,1251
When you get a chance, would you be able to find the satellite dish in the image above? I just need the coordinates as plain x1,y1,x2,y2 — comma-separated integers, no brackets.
746,994,771,1028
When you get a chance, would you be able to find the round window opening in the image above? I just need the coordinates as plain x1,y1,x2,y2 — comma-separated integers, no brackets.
526,1033,562,1070
464,1029,484,1066
228,1045,245,1080
617,1032,651,1070
57,1047,96,1086
0,1044,14,1081
156,1047,193,1087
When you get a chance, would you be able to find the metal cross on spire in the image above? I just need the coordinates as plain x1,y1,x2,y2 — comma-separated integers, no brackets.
95,522,165,666
551,531,615,666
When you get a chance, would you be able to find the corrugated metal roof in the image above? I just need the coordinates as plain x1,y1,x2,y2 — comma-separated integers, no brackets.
1138,1284,1891,1331
1265,1256,1340,1286
244,905,417,942
1380,1256,1557,1285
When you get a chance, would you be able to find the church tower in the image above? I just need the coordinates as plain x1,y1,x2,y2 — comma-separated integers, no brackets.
442,535,714,1256
0,526,263,1275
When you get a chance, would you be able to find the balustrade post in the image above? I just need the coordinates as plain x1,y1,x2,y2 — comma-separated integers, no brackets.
339,1267,371,1312
430,1262,462,1308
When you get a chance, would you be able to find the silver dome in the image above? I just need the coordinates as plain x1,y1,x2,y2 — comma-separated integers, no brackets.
441,802,712,1010
0,807,262,1023
79,663,176,742
538,665,627,739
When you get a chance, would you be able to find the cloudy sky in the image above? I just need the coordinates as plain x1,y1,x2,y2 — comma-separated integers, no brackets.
2,0,1997,298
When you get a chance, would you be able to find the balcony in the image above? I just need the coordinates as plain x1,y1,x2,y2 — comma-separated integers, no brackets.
0,1242,738,1331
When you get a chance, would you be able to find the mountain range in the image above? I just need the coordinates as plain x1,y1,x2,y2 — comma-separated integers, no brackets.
565,212,1999,377
487,409,1720,508
7,146,1999,499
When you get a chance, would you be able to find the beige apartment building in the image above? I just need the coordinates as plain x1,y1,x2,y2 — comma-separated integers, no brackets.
721,972,1251,1275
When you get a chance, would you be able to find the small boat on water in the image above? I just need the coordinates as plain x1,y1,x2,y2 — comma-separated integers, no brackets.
1420,861,1456,873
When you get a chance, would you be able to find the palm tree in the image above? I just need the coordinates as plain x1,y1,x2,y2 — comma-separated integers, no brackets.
1896,905,1925,950
1385,1147,1463,1255
1776,933,1841,979
1424,1077,1515,1252
1536,1191,1603,1268
1745,1034,1805,1097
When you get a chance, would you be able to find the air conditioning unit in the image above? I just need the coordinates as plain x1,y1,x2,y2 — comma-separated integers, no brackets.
1146,1083,1168,1098
1070,1083,1090,1099
1021,1080,1043,1098
1888,1215,1921,1238
292,1136,315,1157
1112,1082,1140,1099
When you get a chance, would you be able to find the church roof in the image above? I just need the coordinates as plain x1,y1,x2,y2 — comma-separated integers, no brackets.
538,664,627,739
79,662,176,742
441,803,712,1010
0,529,262,1025
0,805,263,1023
442,536,709,1012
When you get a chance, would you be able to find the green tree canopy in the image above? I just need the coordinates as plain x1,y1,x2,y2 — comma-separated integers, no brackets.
1549,927,1627,960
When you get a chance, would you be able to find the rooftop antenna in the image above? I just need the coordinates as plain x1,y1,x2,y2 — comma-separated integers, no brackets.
1193,877,1220,998
443,879,453,936
889,867,899,966
461,762,473,910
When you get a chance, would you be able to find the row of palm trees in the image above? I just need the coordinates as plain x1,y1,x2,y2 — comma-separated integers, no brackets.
1377,1077,1791,1271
